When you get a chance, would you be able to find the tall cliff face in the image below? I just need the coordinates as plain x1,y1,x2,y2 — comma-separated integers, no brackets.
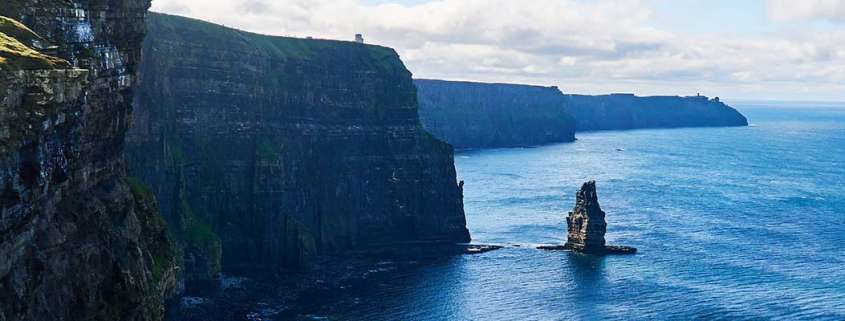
563,94,748,131
127,14,469,283
0,2,177,321
415,79,577,149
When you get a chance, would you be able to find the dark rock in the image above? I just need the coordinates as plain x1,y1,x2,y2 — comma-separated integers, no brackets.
545,180,638,255
1,1,178,321
536,245,568,251
604,245,637,254
564,181,608,253
464,244,504,255
414,79,577,149
126,13,470,285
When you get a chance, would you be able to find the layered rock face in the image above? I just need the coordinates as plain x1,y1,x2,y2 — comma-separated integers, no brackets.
563,93,748,131
563,181,636,255
127,14,470,283
415,79,576,149
564,181,608,253
1,1,177,321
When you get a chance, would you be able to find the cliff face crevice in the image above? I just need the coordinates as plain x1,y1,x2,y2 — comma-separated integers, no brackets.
1,2,177,321
415,79,577,149
127,14,469,285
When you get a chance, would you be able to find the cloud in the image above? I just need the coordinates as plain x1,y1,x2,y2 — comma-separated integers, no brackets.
147,0,845,101
768,0,845,23
238,0,273,14
153,1,191,15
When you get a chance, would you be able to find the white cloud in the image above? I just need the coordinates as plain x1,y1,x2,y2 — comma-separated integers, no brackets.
768,0,845,22
148,0,845,101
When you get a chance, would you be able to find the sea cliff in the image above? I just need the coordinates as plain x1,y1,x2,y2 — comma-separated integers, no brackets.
127,14,470,287
415,79,748,149
563,93,748,131
0,1,177,321
415,79,577,149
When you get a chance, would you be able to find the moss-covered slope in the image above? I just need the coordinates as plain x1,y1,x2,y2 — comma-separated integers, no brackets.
0,17,69,69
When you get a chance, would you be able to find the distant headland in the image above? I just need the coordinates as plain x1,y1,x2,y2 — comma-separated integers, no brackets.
415,79,748,149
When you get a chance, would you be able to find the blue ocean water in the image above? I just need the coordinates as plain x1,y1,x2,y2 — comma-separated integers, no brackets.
312,106,845,320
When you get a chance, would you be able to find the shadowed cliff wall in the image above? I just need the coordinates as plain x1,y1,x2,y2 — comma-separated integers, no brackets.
0,1,177,320
127,14,469,285
415,79,577,149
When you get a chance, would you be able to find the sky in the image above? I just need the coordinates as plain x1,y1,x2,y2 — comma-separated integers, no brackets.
149,0,845,102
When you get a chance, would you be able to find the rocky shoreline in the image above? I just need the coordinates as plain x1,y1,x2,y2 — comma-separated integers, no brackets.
536,244,637,255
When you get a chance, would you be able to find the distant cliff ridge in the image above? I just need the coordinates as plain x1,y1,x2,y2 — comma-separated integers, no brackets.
415,80,748,149
128,13,469,286
415,79,577,149
563,93,748,131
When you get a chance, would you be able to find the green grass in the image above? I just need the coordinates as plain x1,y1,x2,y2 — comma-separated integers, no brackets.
126,176,155,202
125,176,176,284
0,16,42,46
0,16,69,70
178,197,222,274
256,140,281,162
167,142,186,167
148,12,405,71
179,198,219,245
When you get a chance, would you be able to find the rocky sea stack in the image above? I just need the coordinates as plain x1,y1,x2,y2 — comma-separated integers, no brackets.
541,181,636,255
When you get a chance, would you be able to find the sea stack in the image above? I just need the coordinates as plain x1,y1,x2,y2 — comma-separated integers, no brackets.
563,181,637,255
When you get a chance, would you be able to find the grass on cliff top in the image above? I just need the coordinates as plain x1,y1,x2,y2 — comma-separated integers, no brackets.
149,12,402,69
0,16,43,45
0,16,69,70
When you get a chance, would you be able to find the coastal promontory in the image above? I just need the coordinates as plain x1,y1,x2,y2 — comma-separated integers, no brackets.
563,93,748,131
414,79,748,150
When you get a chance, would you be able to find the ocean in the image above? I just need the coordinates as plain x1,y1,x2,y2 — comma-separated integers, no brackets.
309,105,845,320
